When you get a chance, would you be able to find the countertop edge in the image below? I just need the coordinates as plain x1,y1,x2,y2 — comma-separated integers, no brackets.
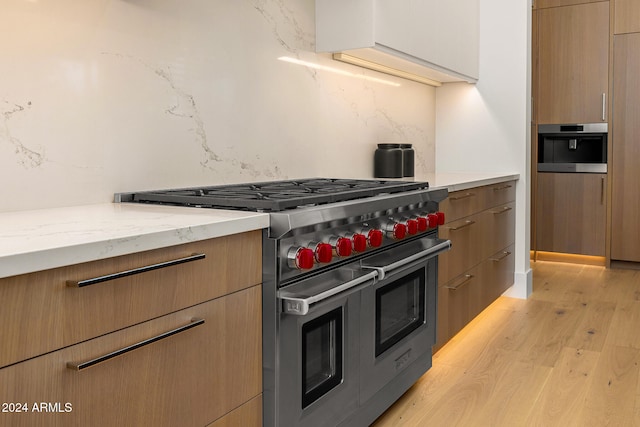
0,205,269,279
437,174,520,193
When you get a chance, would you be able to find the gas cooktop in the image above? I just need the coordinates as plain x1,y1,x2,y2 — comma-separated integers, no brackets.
115,178,429,212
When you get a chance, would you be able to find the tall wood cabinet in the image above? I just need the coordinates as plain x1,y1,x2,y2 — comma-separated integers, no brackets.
611,33,640,262
537,1,609,124
0,231,263,427
614,0,640,34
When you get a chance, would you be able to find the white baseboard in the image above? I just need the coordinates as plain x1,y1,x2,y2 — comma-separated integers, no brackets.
502,268,533,299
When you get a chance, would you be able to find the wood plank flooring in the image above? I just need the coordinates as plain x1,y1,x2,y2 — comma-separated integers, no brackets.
373,261,640,427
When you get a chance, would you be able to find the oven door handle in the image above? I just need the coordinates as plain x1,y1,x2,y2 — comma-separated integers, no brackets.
278,270,378,316
362,239,451,281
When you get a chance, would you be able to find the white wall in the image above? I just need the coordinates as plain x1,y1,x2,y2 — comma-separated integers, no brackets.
0,0,436,213
435,0,533,298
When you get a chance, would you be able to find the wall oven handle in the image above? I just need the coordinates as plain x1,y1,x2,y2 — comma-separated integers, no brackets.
66,253,206,288
278,271,378,316
362,239,451,281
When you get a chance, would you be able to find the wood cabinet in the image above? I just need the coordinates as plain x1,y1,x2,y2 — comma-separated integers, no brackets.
0,231,263,427
316,0,479,83
536,173,606,256
535,0,603,9
536,1,609,124
614,0,640,34
435,181,516,350
611,33,640,262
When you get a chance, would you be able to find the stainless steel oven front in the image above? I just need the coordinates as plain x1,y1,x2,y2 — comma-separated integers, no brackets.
273,237,449,427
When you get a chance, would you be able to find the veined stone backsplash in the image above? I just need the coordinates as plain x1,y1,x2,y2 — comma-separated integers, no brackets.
0,0,436,213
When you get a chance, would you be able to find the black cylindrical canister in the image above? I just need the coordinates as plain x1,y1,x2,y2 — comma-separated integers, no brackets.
400,144,415,177
374,144,403,178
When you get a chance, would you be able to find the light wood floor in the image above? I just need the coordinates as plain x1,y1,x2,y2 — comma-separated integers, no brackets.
373,261,640,427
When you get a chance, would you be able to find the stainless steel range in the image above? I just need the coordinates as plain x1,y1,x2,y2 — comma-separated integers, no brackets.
116,178,451,427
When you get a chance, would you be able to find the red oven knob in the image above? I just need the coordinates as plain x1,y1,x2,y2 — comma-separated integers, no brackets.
385,222,406,240
394,223,407,239
427,213,439,228
288,247,314,270
406,219,419,235
436,211,446,225
330,236,353,257
352,233,368,252
310,242,333,263
417,216,428,232
368,229,384,248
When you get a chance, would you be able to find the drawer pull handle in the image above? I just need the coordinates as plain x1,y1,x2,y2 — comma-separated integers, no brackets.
67,318,205,371
490,251,512,262
450,192,475,201
66,253,206,287
448,220,476,231
492,206,513,215
492,184,513,191
446,274,474,291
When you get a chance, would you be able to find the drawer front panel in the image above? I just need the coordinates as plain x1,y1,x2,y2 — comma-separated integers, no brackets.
484,181,516,209
437,263,485,348
438,214,483,285
483,244,516,304
0,286,262,427
439,188,485,223
484,201,516,257
0,231,262,369
206,395,262,427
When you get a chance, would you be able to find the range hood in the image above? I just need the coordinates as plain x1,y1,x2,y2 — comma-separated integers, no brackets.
316,0,479,87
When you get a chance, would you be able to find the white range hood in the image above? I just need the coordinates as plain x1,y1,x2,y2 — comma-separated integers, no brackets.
316,0,479,87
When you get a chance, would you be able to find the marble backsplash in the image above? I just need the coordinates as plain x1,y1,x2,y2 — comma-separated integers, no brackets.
0,0,436,213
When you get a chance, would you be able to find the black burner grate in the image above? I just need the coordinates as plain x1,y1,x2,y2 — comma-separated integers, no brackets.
121,178,429,212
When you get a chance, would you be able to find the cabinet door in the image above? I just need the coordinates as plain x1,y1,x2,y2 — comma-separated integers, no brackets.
536,173,606,256
0,286,262,427
611,33,640,262
614,0,640,34
537,2,609,124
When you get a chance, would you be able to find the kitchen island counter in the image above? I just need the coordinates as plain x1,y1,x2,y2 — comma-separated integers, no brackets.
0,203,269,279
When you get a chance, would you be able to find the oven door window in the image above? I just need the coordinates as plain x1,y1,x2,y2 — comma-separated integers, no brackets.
375,269,426,357
301,307,343,408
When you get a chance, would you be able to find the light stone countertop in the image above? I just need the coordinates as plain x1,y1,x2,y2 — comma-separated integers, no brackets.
413,171,520,192
0,172,518,279
0,203,269,279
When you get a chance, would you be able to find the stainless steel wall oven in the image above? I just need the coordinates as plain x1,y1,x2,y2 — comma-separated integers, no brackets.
115,178,450,427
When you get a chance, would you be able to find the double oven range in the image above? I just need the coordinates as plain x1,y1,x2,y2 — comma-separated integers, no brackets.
116,178,450,427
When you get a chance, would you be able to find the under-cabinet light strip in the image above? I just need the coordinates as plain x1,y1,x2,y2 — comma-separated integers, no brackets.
332,53,442,87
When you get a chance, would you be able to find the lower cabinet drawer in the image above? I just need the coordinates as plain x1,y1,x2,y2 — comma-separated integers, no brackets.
207,395,262,427
485,202,516,256
0,286,262,427
438,213,483,285
0,230,262,369
483,245,515,304
437,263,484,348
436,245,515,350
